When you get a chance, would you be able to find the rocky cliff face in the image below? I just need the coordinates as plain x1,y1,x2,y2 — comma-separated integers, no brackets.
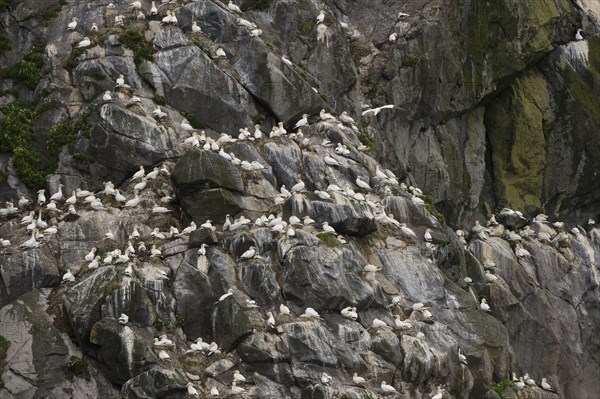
1,0,600,398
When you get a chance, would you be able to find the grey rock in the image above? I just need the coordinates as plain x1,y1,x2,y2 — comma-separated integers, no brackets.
153,45,256,133
204,358,235,378
401,335,434,385
63,267,120,348
118,367,187,399
90,319,157,384
0,247,60,308
212,295,253,352
232,35,323,123
89,104,178,182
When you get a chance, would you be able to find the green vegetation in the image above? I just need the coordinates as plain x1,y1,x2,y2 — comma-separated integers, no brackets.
491,379,515,399
42,10,58,25
0,49,44,89
298,70,308,81
297,0,309,10
119,29,153,65
319,93,329,102
0,169,6,183
0,335,10,389
0,0,11,11
86,70,106,80
175,314,185,328
181,110,206,129
47,114,91,156
252,114,265,125
401,54,420,68
12,146,47,189
316,232,338,247
419,192,446,224
68,356,91,380
152,94,167,105
0,34,11,55
41,87,56,97
300,21,315,36
0,100,36,152
244,364,256,373
256,0,270,10
73,152,94,162
0,101,46,190
357,132,375,152
154,318,166,331
264,40,274,50
103,280,122,296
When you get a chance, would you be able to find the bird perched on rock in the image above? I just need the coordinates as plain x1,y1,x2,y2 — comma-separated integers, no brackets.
316,10,325,24
228,1,242,13
77,37,91,48
118,313,129,325
381,381,397,393
215,47,226,58
191,21,202,33
186,382,198,397
352,372,366,385
480,297,491,312
67,17,77,31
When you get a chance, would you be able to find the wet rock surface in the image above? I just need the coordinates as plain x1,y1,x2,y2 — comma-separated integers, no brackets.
0,0,600,398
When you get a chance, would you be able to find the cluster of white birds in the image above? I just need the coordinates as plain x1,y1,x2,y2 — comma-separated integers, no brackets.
512,372,554,392
0,2,576,397
457,206,600,318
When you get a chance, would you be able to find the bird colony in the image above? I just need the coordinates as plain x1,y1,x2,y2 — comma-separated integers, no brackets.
0,0,595,398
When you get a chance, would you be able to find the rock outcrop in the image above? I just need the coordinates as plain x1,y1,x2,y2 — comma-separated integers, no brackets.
1,0,600,398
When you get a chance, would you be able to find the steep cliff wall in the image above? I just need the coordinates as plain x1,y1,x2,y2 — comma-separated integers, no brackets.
1,0,600,398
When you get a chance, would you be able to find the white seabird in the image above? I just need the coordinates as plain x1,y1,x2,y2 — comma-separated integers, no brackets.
37,189,46,204
319,109,336,121
321,372,332,384
240,246,256,260
353,372,366,385
119,313,129,325
291,179,305,192
77,37,91,48
372,318,388,328
62,268,75,282
233,370,246,383
279,304,291,315
480,297,491,312
362,104,394,116
294,114,309,129
388,32,397,43
381,381,397,393
186,382,199,397
219,288,234,302
541,377,553,391
67,17,77,31
301,307,321,319
316,10,325,24
576,28,584,41
215,47,226,58
281,55,293,66
191,21,202,33
227,1,242,13
322,222,336,234
230,382,245,395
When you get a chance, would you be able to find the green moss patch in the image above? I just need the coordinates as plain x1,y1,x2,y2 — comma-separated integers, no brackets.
68,356,91,381
316,232,338,247
120,29,153,65
0,49,44,90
